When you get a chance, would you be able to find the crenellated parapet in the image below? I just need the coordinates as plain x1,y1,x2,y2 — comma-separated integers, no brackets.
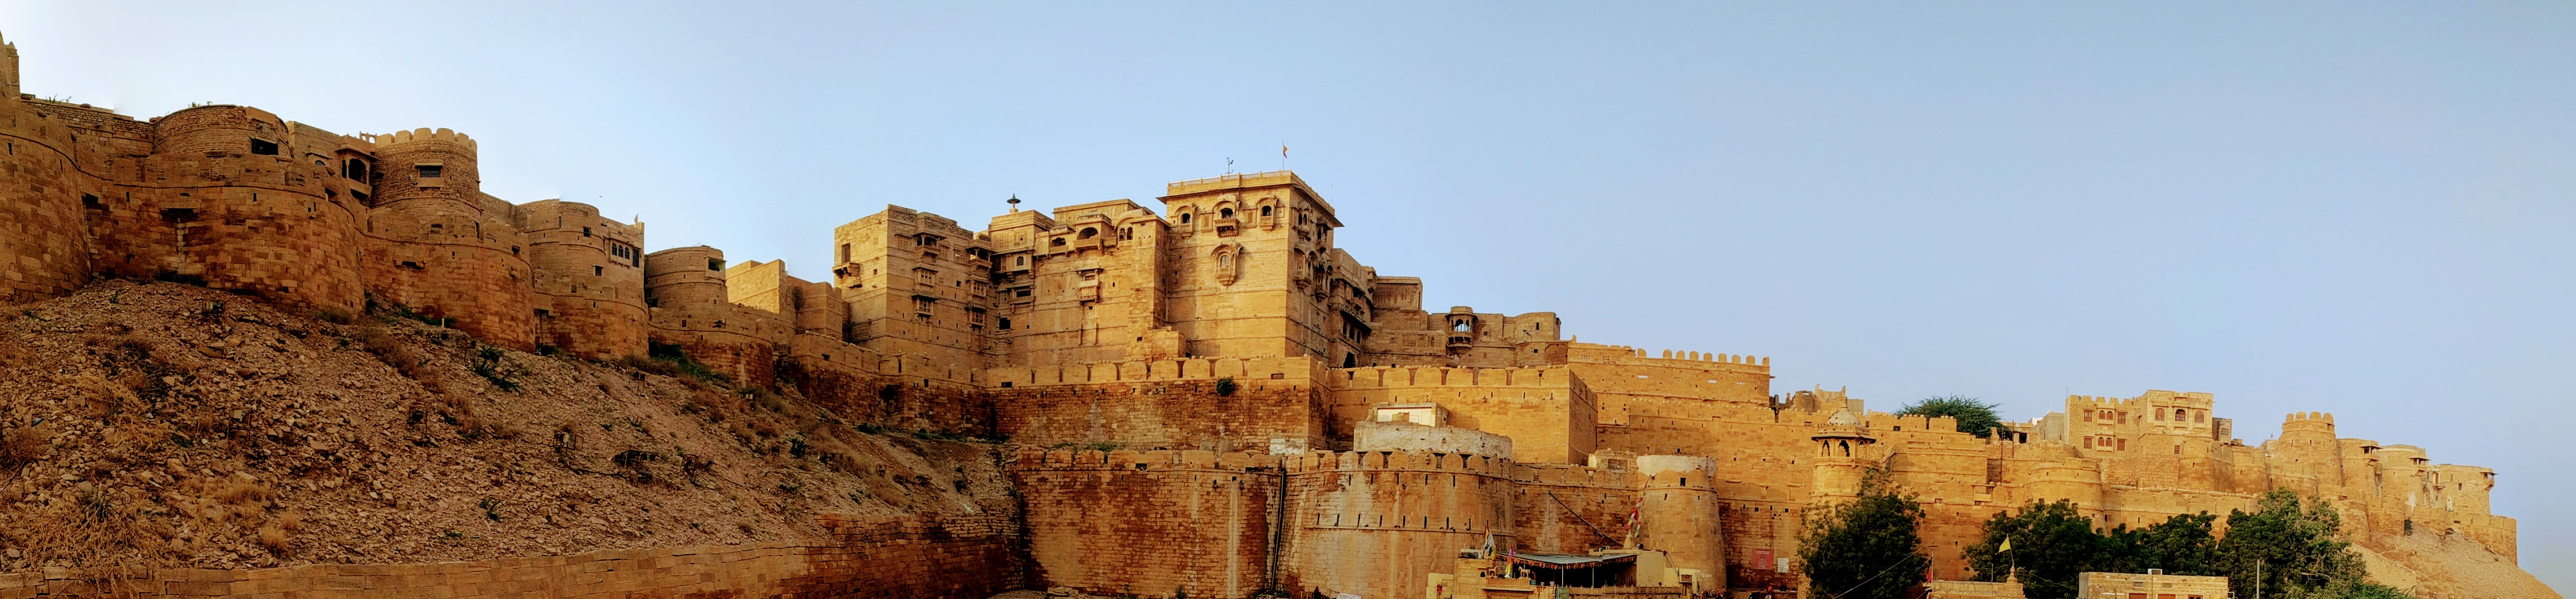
358,127,532,347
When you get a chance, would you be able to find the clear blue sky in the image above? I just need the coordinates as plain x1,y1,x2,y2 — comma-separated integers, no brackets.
8,1,2569,588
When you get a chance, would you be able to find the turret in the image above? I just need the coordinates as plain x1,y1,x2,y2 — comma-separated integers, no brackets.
514,199,647,359
2272,412,2342,495
1810,409,1880,500
360,128,534,348
2434,464,2493,515
0,31,93,306
644,246,730,311
1635,455,1725,588
1,31,19,101
2338,439,2382,492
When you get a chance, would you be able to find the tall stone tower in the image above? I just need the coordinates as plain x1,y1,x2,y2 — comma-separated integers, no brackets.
2275,412,2342,496
0,32,93,305
514,199,647,359
118,105,366,313
361,128,534,349
1636,455,1727,588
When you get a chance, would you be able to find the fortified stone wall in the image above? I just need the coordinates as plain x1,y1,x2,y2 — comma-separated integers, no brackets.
988,357,1330,450
515,199,646,359
0,80,101,304
642,245,786,387
0,513,1021,599
1012,449,1285,599
1333,365,1595,463
1283,450,1519,599
359,128,534,348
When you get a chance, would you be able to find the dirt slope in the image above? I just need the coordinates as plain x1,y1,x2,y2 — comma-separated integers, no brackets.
0,280,1012,572
2366,531,2563,599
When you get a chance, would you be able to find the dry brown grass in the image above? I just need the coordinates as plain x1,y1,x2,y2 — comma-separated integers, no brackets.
16,483,177,588
358,325,443,392
0,426,49,472
256,523,291,555
212,480,277,506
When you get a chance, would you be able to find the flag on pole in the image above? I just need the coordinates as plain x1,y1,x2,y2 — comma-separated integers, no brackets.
1625,504,1642,547
2000,537,2013,552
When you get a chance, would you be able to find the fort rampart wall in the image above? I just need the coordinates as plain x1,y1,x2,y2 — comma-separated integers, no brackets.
1011,449,1286,599
989,357,1330,449
1333,365,1594,463
0,513,1019,599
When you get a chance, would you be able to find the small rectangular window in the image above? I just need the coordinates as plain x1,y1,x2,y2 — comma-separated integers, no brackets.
416,165,443,178
249,139,279,155
582,226,592,237
839,243,852,264
593,265,604,276
344,158,368,180
707,258,724,271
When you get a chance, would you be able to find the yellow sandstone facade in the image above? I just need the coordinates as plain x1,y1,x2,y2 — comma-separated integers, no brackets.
0,31,2540,599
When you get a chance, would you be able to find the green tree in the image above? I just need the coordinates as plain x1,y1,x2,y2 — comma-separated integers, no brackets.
1962,500,2105,599
2214,490,2366,598
2119,512,2220,575
1897,395,2004,438
1798,472,1927,599
2280,578,2414,599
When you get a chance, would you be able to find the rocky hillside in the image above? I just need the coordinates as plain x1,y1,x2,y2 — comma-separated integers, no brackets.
0,280,1013,573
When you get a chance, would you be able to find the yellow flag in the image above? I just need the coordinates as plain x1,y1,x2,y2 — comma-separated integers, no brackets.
2000,538,2013,552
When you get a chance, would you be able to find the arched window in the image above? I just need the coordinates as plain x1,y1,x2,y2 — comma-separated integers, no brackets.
1217,252,1233,270
1078,228,1097,239
1179,213,1192,224
1452,320,1470,332
1220,208,1234,219
1260,205,1273,217
2176,408,2187,422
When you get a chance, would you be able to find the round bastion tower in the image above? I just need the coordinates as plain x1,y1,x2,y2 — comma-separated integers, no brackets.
126,105,364,313
0,32,96,305
514,199,648,360
361,128,534,349
2274,412,2342,496
1636,455,1727,590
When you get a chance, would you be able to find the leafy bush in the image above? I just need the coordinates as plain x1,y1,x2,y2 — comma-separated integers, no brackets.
1213,377,1237,397
469,343,529,392
1897,395,2004,438
644,341,727,382
1799,471,1927,599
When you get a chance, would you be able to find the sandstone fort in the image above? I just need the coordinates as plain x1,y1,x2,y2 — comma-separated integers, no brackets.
0,31,2546,598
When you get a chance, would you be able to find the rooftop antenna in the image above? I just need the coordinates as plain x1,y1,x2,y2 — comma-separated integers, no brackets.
1007,194,1021,213
1225,157,1235,174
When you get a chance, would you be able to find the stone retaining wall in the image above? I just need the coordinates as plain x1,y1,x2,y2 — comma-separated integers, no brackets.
0,513,1020,599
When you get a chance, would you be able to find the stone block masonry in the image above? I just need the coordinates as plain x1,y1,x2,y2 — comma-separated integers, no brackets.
0,513,1020,599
